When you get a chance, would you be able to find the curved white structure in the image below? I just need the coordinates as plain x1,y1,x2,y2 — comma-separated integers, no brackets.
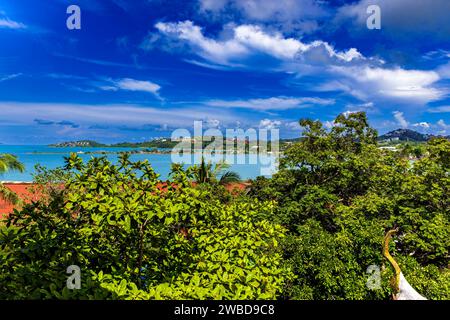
396,273,427,300
383,229,427,300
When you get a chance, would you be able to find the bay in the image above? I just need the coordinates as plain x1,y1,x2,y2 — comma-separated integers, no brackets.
0,145,275,182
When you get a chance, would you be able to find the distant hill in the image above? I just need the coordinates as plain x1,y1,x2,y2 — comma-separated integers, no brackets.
50,137,294,150
50,138,177,148
112,139,176,149
378,129,435,142
50,140,107,147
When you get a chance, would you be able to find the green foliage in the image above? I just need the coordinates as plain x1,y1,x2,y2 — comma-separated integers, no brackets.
249,112,450,300
0,153,291,299
191,157,241,186
398,143,426,159
0,154,25,174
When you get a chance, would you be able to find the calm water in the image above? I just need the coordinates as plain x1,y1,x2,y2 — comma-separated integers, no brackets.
0,145,276,182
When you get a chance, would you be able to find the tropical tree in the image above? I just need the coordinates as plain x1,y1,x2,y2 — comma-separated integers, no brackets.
192,157,241,185
249,112,450,300
0,154,25,205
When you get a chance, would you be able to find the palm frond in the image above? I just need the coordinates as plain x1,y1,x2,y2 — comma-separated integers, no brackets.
219,171,241,185
0,183,22,205
213,161,230,174
0,154,25,173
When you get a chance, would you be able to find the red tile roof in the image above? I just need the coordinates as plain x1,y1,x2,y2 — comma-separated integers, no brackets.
0,181,250,220
0,183,40,220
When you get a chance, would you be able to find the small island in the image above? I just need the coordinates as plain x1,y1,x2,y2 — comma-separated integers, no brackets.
50,138,176,149
50,140,107,147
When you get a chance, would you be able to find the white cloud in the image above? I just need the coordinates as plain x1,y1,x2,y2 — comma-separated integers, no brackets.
412,122,430,129
393,111,409,128
98,78,161,97
115,78,161,94
329,66,443,103
0,15,26,29
154,21,364,67
437,62,450,79
205,96,334,111
437,119,450,130
284,121,301,131
233,24,306,60
323,120,336,129
344,102,375,113
154,20,445,105
155,21,248,65
259,119,281,130
205,118,221,128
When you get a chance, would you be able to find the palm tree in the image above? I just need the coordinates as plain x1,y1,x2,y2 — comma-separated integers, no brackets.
0,154,25,204
217,170,241,185
193,157,241,186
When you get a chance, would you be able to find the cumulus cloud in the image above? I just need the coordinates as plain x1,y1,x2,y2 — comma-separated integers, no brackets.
205,96,334,111
412,122,430,129
284,121,301,131
393,111,409,128
153,21,364,67
329,66,443,103
259,119,281,130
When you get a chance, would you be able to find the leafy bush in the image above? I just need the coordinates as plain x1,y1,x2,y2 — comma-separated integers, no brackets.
0,154,292,300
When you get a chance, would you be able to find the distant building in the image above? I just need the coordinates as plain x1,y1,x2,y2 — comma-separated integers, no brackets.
379,146,398,151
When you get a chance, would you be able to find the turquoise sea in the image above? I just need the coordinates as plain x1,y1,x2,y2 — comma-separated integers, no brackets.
0,145,275,182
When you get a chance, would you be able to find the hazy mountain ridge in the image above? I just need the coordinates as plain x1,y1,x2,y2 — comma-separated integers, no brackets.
378,129,449,142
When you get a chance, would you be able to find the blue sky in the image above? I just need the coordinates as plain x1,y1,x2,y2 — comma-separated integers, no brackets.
0,0,449,144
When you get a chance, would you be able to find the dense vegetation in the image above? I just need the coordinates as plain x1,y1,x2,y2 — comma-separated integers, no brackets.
1,112,449,300
249,113,449,299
